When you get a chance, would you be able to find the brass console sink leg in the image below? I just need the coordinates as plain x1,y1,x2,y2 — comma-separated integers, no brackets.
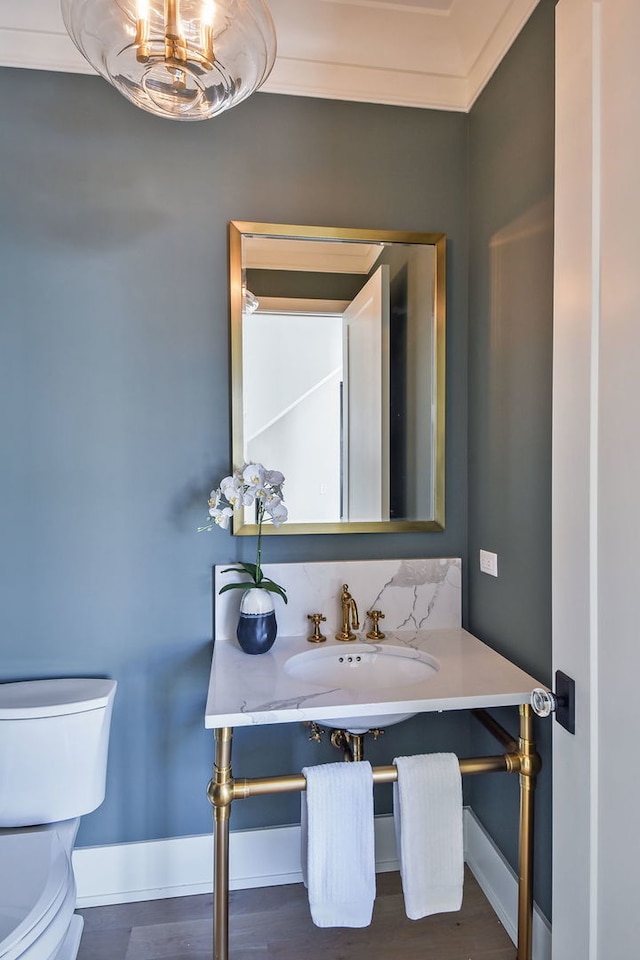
516,704,540,960
207,727,234,960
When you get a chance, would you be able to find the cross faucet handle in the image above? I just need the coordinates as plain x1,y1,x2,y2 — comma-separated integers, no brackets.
366,610,386,641
307,613,327,643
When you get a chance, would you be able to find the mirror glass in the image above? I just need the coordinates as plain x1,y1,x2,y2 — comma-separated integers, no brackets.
230,222,446,535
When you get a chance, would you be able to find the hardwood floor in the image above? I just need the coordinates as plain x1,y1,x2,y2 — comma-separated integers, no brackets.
76,869,515,959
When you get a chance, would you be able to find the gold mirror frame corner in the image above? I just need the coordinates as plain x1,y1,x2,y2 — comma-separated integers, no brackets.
229,221,446,537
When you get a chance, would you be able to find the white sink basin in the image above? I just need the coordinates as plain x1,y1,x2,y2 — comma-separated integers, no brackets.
284,643,439,691
284,643,439,733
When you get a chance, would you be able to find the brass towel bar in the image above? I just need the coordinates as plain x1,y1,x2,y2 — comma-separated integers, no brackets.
208,704,539,960
228,754,516,801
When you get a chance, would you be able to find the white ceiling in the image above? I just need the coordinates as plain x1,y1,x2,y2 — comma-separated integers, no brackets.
0,0,541,113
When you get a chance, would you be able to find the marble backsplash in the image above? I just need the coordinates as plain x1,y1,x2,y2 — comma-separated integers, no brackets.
214,558,461,642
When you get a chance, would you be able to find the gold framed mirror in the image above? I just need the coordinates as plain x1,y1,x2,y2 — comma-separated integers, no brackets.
229,221,446,535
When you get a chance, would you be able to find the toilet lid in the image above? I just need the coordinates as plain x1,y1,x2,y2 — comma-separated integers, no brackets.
0,828,70,955
0,678,116,719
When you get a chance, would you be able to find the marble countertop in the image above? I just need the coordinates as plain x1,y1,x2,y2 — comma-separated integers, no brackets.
204,628,543,729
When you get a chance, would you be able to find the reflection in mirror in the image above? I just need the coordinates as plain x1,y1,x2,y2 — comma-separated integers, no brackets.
229,222,446,535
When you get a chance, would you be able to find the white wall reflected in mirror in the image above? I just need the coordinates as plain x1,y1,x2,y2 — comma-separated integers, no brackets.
244,310,343,523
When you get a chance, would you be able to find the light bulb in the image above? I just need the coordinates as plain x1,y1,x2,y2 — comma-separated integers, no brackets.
201,0,216,64
135,0,150,60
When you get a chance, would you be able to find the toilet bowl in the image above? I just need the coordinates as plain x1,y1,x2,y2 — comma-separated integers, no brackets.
0,824,78,960
0,679,117,960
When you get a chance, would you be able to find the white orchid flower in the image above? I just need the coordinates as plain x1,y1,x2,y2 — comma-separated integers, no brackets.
209,505,233,529
264,469,284,487
220,475,244,507
240,463,265,497
208,488,223,511
242,462,265,487
267,499,288,526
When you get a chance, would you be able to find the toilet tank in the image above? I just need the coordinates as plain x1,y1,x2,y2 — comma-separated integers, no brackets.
0,678,117,827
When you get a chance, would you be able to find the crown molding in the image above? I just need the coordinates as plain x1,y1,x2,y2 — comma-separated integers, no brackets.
463,0,544,109
0,26,89,75
0,0,541,114
262,55,470,112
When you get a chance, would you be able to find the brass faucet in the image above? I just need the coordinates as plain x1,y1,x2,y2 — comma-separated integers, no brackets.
336,583,359,641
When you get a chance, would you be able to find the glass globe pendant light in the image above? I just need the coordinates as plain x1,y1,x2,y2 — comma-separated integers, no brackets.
60,0,277,121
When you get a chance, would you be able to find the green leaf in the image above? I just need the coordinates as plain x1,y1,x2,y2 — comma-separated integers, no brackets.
254,579,288,603
220,563,258,583
218,564,288,602
218,581,252,595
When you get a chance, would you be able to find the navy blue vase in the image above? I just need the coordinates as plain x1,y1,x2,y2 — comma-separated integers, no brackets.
236,589,277,655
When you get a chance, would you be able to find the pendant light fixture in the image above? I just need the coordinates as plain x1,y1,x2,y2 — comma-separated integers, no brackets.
60,0,277,121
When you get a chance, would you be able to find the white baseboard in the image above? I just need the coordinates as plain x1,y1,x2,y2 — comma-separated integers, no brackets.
464,808,552,960
74,809,551,960
73,818,399,907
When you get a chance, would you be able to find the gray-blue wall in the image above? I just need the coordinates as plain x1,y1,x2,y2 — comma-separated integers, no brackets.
467,0,555,920
0,2,555,917
0,70,469,843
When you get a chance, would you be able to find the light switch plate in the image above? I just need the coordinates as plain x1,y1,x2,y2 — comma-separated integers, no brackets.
479,549,498,577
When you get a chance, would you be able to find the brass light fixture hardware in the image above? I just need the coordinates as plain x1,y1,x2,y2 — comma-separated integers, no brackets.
366,609,385,640
60,0,277,122
335,584,359,641
306,613,327,643
208,705,540,960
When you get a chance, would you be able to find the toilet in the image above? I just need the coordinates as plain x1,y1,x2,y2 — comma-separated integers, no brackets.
0,678,117,960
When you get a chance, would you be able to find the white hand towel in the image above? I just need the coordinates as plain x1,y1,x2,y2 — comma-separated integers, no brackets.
393,753,464,920
301,760,375,928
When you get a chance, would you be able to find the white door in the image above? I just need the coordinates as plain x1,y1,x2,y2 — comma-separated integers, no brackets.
553,1,640,956
342,265,390,521
553,2,597,954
